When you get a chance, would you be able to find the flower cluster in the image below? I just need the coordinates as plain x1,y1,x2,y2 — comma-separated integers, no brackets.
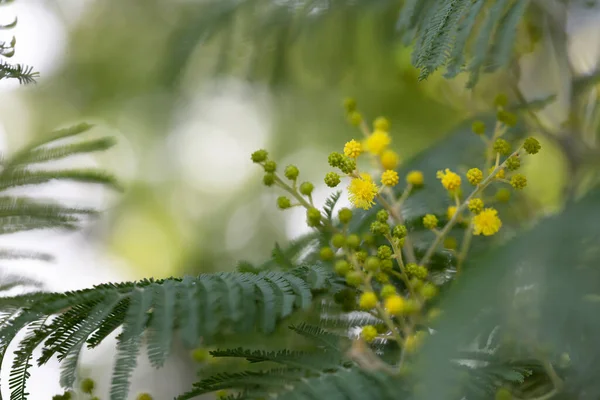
250,94,541,368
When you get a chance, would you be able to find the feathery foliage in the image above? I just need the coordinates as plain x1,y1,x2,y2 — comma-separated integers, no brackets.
399,0,531,85
0,3,38,84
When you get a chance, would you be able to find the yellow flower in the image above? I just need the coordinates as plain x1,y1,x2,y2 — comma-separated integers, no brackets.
423,214,438,229
473,208,502,236
466,168,483,185
359,292,378,310
436,168,461,191
344,139,362,158
384,295,406,315
406,170,424,186
364,130,391,155
380,150,400,170
361,325,378,342
381,170,399,186
488,167,505,179
447,206,458,220
348,173,378,210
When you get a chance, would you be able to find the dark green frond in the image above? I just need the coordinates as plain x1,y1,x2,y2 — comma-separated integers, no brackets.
0,169,121,192
209,348,343,371
7,137,117,167
323,191,342,222
0,266,332,397
289,323,342,352
0,61,38,84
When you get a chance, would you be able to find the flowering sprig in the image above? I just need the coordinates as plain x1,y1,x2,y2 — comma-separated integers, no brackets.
250,95,541,371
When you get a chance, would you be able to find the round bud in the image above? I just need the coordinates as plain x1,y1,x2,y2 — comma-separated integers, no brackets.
495,388,512,400
494,93,508,108
355,250,368,263
510,174,527,190
277,196,291,210
191,348,210,363
136,394,153,400
334,260,350,276
471,120,486,135
324,172,341,187
364,256,381,272
251,149,268,163
338,208,353,224
380,259,393,271
346,234,361,249
392,225,407,239
360,325,378,342
343,97,357,112
373,117,390,131
339,157,357,174
331,233,346,248
377,245,392,260
380,284,397,298
328,152,344,168
376,209,389,223
346,271,363,287
523,137,541,154
263,173,275,186
493,138,512,156
306,207,321,227
80,378,95,394
497,110,518,127
299,182,314,196
264,160,277,173
319,247,335,261
349,111,363,126
506,155,521,171
284,165,299,180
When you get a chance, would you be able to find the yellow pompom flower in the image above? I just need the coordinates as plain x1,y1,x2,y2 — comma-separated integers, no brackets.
380,150,400,170
364,130,391,155
348,173,379,210
406,170,424,186
436,168,461,191
447,206,458,220
384,295,406,315
466,168,483,185
361,325,378,342
344,139,362,158
359,292,378,310
381,170,399,186
473,208,502,236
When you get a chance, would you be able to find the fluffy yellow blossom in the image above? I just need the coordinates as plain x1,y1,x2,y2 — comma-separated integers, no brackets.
437,168,461,191
447,206,458,220
385,295,406,315
344,139,362,158
364,130,391,155
359,292,378,310
381,170,399,186
406,170,424,186
361,325,378,342
380,150,400,170
348,173,378,210
473,208,502,236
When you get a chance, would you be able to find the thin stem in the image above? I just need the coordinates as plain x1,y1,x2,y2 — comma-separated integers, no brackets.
385,234,416,299
377,193,418,263
456,221,473,274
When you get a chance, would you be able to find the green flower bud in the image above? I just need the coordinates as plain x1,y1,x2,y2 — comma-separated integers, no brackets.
251,149,268,163
191,348,210,363
136,393,153,400
495,188,511,202
362,233,376,246
380,259,393,271
471,120,486,135
370,221,390,236
493,138,512,156
380,284,397,298
320,247,335,261
392,225,407,239
284,165,299,180
494,93,508,108
277,196,291,209
264,160,277,173
510,174,527,190
338,208,353,224
377,245,392,259
328,152,344,168
331,233,346,248
346,234,361,249
374,117,390,131
420,283,438,300
355,250,368,263
495,388,512,400
523,137,541,154
80,378,95,394
306,207,321,227
339,157,356,174
334,260,350,276
364,256,381,272
497,110,518,127
299,181,314,196
324,172,341,187
376,209,389,223
263,173,275,186
346,271,363,286
505,155,521,171
344,97,357,112
348,111,362,126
